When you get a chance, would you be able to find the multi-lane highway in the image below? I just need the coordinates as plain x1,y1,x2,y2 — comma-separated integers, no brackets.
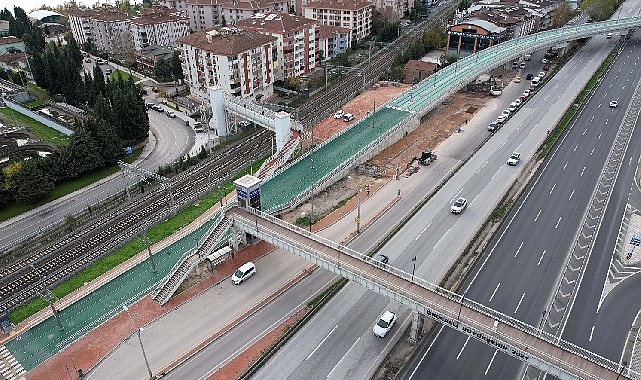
404,17,641,380
252,33,624,380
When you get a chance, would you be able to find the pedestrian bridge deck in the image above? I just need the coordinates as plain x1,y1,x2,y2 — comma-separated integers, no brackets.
229,206,633,380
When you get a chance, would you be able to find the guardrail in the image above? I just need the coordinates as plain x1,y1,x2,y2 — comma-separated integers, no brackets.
235,206,639,379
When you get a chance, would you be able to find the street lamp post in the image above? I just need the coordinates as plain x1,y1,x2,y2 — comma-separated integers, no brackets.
30,264,64,331
356,187,361,234
122,305,153,379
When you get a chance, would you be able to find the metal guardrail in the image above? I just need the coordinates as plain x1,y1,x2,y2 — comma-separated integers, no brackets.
235,206,639,379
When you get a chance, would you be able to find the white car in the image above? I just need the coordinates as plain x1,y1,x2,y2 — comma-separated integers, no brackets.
231,262,256,284
334,110,345,119
496,114,508,124
343,113,355,122
539,71,546,78
522,89,531,98
542,58,549,64
373,310,396,338
609,100,618,108
501,109,511,117
507,152,521,166
607,32,613,39
451,197,468,214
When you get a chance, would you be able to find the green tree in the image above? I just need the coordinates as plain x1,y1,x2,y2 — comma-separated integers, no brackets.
551,1,574,28
423,26,447,49
13,158,55,204
170,51,184,81
580,0,617,21
154,58,172,80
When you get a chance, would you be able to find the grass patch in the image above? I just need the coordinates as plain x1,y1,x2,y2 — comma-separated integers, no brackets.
23,98,49,109
0,107,72,147
111,70,140,82
0,149,142,222
10,157,266,323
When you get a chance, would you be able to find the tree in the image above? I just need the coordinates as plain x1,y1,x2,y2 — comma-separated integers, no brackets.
13,158,55,204
169,51,184,81
580,0,618,21
423,26,447,49
0,169,13,207
154,58,172,80
551,1,574,28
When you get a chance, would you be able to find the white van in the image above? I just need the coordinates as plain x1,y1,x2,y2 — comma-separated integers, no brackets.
231,262,256,284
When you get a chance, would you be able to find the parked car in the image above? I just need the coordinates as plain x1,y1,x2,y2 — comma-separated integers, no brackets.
507,152,521,166
514,76,521,83
451,197,468,214
525,73,534,80
607,32,613,39
508,102,519,112
84,58,91,63
373,310,397,338
519,62,526,69
343,113,355,122
514,98,522,107
610,100,618,108
501,109,511,117
334,110,345,119
166,111,176,118
542,58,549,64
105,68,112,75
488,121,500,132
539,71,546,78
496,114,508,124
231,262,256,284
522,89,531,98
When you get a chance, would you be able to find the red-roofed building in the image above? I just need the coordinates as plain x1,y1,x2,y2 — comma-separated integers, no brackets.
238,12,317,80
130,7,189,51
178,27,277,104
316,24,351,61
403,60,436,84
303,0,372,41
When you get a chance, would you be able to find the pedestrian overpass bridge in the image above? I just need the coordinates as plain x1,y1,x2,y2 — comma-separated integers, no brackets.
157,203,636,380
255,16,641,214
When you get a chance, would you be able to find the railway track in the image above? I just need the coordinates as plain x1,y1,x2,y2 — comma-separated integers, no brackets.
1,4,457,313
0,129,273,311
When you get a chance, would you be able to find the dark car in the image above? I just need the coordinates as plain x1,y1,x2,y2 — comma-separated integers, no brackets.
526,73,534,80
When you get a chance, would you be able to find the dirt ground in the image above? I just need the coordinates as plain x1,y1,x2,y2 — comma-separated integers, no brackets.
283,89,492,225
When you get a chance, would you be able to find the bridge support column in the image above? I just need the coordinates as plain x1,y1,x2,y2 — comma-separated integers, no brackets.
273,112,291,152
208,85,228,137
230,224,247,257
410,312,424,343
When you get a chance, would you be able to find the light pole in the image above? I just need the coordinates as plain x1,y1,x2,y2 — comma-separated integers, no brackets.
356,187,361,234
310,181,315,232
122,305,153,379
30,264,64,331
411,256,417,282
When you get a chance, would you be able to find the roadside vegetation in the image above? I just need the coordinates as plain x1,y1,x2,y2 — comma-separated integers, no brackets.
10,157,266,323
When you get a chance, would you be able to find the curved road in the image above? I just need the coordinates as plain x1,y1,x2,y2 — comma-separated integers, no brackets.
0,104,193,252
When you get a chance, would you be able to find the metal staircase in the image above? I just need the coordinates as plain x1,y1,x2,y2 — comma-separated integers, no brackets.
152,206,233,305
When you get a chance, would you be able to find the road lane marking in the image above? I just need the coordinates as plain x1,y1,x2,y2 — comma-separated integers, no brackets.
569,190,574,201
589,325,595,342
549,183,556,195
581,167,586,176
415,221,433,240
538,250,546,266
583,128,587,136
598,132,602,140
457,336,470,360
591,148,595,156
574,144,578,152
515,242,523,258
452,188,463,202
477,160,488,173
499,140,507,149
534,209,541,222
591,115,594,121
306,324,338,360
555,217,562,229
562,162,568,171
485,350,498,375
489,283,500,302
514,292,526,314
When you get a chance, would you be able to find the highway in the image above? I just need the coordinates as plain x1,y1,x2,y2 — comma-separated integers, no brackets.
404,18,641,380
252,35,622,380
0,99,193,252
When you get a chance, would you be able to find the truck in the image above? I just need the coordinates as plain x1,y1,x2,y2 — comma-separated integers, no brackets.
490,86,502,96
418,150,437,165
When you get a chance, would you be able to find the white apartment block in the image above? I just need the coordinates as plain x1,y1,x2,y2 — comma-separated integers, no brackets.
303,0,372,41
130,7,189,51
316,24,351,61
178,27,276,105
69,7,188,54
160,0,290,31
237,13,317,81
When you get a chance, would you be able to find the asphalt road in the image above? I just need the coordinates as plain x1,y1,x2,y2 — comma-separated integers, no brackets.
251,35,620,379
0,97,193,252
404,25,641,380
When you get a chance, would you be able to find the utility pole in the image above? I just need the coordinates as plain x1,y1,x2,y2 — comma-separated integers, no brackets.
122,305,153,379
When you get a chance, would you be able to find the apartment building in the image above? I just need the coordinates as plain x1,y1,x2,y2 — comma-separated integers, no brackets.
130,7,189,51
178,27,276,105
303,0,372,41
68,9,133,53
316,24,351,61
237,12,317,81
160,0,290,31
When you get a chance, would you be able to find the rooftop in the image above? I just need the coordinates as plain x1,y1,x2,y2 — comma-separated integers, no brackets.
316,24,351,38
237,12,317,34
178,27,276,55
303,0,372,11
